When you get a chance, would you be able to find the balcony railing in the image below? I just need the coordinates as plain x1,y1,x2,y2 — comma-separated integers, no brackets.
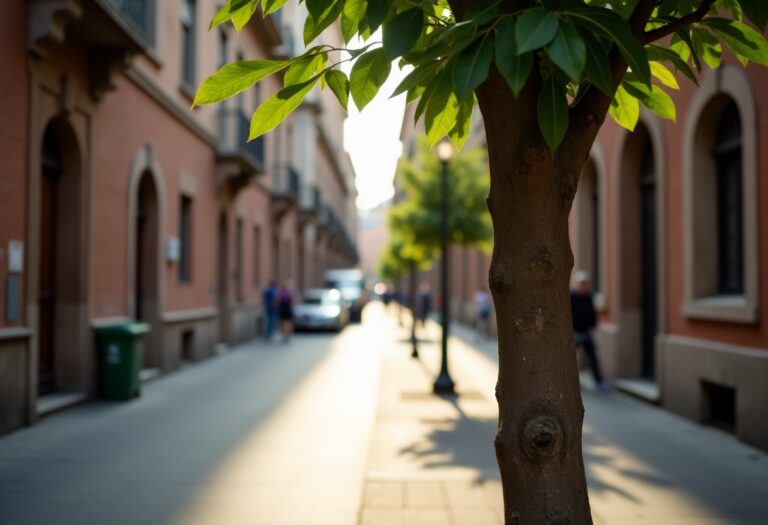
217,108,265,169
273,165,301,201
107,0,152,37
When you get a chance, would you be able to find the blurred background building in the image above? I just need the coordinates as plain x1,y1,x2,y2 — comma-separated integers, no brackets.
397,60,768,452
0,0,357,436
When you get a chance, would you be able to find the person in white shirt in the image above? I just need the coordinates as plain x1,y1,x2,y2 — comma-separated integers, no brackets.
474,287,491,339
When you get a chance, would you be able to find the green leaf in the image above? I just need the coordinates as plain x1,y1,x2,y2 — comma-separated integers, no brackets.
495,18,532,96
193,60,292,106
341,0,366,43
383,8,424,59
640,84,676,121
567,6,651,86
649,61,680,90
391,62,441,98
325,69,350,110
692,28,722,69
741,0,768,31
366,0,390,33
449,95,475,149
452,35,494,98
284,53,327,86
547,23,586,82
414,71,445,123
249,76,320,139
231,1,259,31
304,0,344,46
209,0,252,29
306,0,326,18
609,84,639,131
349,48,392,110
702,17,768,66
464,0,500,25
516,8,560,54
537,76,568,151
263,0,289,16
425,77,460,146
647,44,698,85
581,31,614,96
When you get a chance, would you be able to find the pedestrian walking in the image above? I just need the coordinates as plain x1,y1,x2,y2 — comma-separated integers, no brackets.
262,279,278,341
277,281,295,344
570,271,608,391
473,287,491,339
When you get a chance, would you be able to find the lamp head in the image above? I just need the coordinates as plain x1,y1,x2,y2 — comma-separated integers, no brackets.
436,139,454,163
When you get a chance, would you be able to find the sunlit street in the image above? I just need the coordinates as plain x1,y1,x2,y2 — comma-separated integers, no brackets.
1,303,766,524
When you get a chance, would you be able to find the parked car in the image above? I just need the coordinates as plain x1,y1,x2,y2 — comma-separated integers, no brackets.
324,268,369,322
294,289,350,331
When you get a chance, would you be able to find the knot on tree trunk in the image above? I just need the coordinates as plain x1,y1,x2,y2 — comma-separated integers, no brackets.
521,415,564,462
531,247,555,282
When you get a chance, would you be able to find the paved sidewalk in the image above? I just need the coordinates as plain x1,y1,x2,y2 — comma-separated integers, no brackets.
0,321,385,525
360,310,768,524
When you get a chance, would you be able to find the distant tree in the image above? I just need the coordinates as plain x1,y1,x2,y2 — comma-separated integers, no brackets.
378,234,434,355
389,135,492,255
196,1,768,521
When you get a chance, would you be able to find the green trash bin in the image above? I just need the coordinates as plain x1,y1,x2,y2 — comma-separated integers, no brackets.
95,323,149,400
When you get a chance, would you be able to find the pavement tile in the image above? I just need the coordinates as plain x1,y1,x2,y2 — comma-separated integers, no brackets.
404,480,444,507
451,507,502,525
364,480,404,508
360,507,405,525
403,508,451,525
443,479,490,507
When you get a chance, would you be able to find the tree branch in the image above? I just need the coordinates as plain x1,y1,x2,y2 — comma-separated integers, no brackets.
641,0,716,44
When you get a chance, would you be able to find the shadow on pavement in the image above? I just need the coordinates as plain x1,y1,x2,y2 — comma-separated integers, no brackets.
396,397,498,484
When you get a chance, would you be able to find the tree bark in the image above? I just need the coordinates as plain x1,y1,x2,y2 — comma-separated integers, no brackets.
475,66,597,523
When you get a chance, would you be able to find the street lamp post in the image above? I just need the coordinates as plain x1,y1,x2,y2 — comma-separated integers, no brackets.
433,139,456,395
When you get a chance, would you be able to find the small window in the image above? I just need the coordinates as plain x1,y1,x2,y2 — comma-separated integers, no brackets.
253,226,261,287
235,218,244,301
713,104,743,295
218,30,228,69
702,380,736,434
181,329,195,362
181,0,196,87
179,195,193,283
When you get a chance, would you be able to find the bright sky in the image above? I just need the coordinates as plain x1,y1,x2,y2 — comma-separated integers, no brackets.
343,48,409,210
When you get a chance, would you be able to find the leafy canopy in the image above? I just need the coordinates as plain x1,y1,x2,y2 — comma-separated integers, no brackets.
195,0,768,151
379,136,492,279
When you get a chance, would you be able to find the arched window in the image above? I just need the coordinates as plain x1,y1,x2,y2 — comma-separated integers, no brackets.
713,103,743,295
682,66,758,324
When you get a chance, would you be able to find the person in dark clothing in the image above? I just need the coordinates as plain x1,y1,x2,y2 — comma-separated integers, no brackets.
276,281,295,344
262,280,278,341
571,271,608,391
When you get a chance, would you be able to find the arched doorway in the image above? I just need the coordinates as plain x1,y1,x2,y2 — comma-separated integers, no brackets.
638,140,657,378
619,123,659,380
134,171,161,367
36,120,87,395
38,127,62,394
217,210,231,344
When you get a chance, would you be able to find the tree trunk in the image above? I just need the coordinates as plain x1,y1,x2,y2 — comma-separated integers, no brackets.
476,68,595,523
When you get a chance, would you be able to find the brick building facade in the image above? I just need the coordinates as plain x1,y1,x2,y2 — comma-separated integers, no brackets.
0,0,357,436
